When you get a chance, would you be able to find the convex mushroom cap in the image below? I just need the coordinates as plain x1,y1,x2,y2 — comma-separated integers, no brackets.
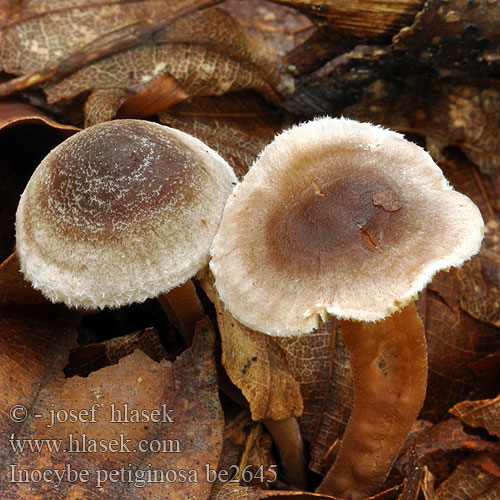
210,117,484,335
16,119,236,309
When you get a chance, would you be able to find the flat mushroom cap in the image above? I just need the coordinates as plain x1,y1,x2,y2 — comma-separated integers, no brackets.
210,117,484,336
16,119,236,309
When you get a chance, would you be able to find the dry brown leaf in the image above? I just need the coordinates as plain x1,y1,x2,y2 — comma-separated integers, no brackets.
457,249,500,328
118,72,190,120
296,323,353,477
0,101,78,133
422,285,500,421
450,395,500,438
0,304,79,453
427,221,500,334
64,326,169,377
160,92,282,179
209,410,278,498
217,303,303,422
434,457,500,499
221,0,313,65
0,315,224,499
422,212,500,420
469,351,500,389
397,419,500,472
439,156,498,219
0,1,205,75
454,217,500,328
470,454,500,478
43,7,282,126
396,420,499,493
0,0,21,26
212,416,278,496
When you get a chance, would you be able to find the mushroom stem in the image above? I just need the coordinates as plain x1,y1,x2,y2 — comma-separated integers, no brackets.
316,303,427,500
263,416,308,490
158,279,205,345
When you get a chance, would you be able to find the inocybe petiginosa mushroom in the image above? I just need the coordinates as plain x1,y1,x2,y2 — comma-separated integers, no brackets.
210,117,484,499
16,119,236,339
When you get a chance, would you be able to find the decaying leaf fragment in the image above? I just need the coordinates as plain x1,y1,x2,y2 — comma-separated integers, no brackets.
434,457,500,499
0,0,216,97
209,411,278,498
203,276,303,421
0,304,79,456
0,0,209,76
0,101,78,133
300,323,353,477
422,280,500,421
0,316,224,499
397,419,500,471
455,218,500,328
450,395,500,438
65,326,169,377
42,7,282,125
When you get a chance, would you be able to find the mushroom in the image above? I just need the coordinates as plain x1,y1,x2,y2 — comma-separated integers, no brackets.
210,117,484,499
16,119,236,341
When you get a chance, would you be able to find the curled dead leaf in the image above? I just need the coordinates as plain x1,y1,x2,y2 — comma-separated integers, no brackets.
396,418,500,484
43,7,283,126
450,395,500,438
0,0,216,97
199,269,302,421
0,304,79,455
0,101,78,133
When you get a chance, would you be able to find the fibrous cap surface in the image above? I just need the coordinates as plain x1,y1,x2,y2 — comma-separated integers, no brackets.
210,117,484,336
16,119,236,309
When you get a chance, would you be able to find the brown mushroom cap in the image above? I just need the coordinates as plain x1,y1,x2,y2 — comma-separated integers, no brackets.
210,117,484,335
16,119,236,309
